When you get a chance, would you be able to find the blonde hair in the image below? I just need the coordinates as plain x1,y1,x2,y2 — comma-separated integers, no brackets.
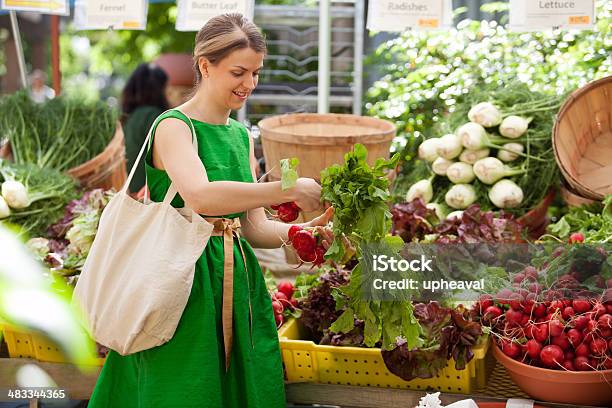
193,13,266,83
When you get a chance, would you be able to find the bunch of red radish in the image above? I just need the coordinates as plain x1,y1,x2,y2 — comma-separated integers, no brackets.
271,202,301,223
271,280,298,328
476,286,612,371
287,225,326,266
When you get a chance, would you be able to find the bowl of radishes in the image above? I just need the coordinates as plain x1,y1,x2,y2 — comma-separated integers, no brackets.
478,293,612,405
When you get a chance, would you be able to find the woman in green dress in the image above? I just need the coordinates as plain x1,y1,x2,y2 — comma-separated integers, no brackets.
88,13,332,408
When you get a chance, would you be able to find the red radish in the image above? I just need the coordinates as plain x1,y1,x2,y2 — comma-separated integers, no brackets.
590,338,607,355
549,320,565,337
562,299,571,308
496,289,513,304
277,202,300,222
586,319,598,333
289,298,299,308
549,300,564,312
599,327,612,338
568,232,584,243
562,306,575,320
609,339,612,352
551,333,570,351
287,225,302,242
513,273,525,284
272,300,284,315
602,356,612,370
540,345,564,368
523,266,538,281
271,204,280,210
520,314,529,327
501,341,521,359
572,299,591,313
277,281,295,299
582,331,595,345
478,294,494,311
591,303,606,319
575,343,590,358
292,230,317,261
572,314,590,330
574,356,591,371
562,360,575,371
275,313,284,326
528,283,542,294
598,314,611,329
533,323,549,343
526,339,542,359
483,305,502,321
509,293,523,311
532,303,546,318
564,350,575,361
312,246,326,266
273,292,288,302
567,328,582,347
506,309,523,325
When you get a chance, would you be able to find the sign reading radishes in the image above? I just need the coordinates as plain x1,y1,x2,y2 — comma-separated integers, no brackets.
1,0,69,15
74,0,148,30
509,0,595,31
176,0,255,32
367,0,452,32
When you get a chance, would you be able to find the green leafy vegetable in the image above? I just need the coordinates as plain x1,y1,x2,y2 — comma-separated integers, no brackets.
280,158,299,191
546,195,612,243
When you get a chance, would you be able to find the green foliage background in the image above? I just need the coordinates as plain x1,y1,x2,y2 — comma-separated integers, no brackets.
365,0,611,149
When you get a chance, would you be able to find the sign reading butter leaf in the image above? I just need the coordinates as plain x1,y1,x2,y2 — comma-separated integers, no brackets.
509,0,595,31
367,0,453,32
1,0,69,15
176,0,255,32
74,0,148,30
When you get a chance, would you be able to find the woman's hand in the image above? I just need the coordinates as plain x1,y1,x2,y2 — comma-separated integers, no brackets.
292,178,324,212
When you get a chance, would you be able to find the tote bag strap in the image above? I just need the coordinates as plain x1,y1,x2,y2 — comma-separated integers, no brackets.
123,109,199,206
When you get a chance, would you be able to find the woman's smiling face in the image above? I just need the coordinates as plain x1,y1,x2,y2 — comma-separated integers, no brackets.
202,47,264,111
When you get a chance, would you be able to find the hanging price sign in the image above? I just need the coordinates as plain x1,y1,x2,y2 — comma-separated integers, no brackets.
367,0,453,32
74,0,148,30
176,0,255,32
509,0,595,31
1,0,68,15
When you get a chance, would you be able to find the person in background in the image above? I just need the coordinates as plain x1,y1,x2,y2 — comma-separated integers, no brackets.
28,69,55,103
121,63,169,194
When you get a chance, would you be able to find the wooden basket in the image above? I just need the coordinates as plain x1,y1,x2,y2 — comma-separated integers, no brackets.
67,121,127,191
553,76,612,200
258,113,396,182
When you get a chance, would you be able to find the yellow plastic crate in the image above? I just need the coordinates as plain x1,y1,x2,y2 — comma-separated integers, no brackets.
1,324,105,366
278,318,491,393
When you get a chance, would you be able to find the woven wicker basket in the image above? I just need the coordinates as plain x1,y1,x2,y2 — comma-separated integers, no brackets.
553,76,612,200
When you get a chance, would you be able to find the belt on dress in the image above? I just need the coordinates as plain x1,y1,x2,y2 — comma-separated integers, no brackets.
207,217,253,371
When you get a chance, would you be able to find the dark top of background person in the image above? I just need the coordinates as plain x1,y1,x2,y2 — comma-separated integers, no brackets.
121,63,169,193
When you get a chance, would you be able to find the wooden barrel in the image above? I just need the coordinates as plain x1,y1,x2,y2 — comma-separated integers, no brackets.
67,122,127,191
553,76,612,200
258,113,396,182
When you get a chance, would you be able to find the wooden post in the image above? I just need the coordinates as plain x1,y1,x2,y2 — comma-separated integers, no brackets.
50,15,61,96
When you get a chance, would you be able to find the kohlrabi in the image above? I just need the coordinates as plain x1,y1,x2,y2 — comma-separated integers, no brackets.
459,148,490,165
432,157,454,176
468,102,502,127
406,178,433,204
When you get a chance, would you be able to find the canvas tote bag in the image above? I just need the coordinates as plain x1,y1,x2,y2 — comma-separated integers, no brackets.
73,109,214,355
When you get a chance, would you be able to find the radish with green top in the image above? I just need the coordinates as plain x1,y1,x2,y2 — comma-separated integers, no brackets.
418,138,441,162
406,179,433,204
459,148,489,165
1,180,29,209
499,116,531,139
437,134,463,160
473,157,525,185
432,157,454,176
0,196,10,218
497,143,524,162
468,102,502,127
445,184,477,209
489,179,524,209
446,162,475,184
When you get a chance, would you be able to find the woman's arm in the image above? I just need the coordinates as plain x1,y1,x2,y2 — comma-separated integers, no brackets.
152,118,322,216
240,130,333,248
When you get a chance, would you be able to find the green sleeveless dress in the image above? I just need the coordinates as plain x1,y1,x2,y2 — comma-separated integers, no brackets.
88,110,286,408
